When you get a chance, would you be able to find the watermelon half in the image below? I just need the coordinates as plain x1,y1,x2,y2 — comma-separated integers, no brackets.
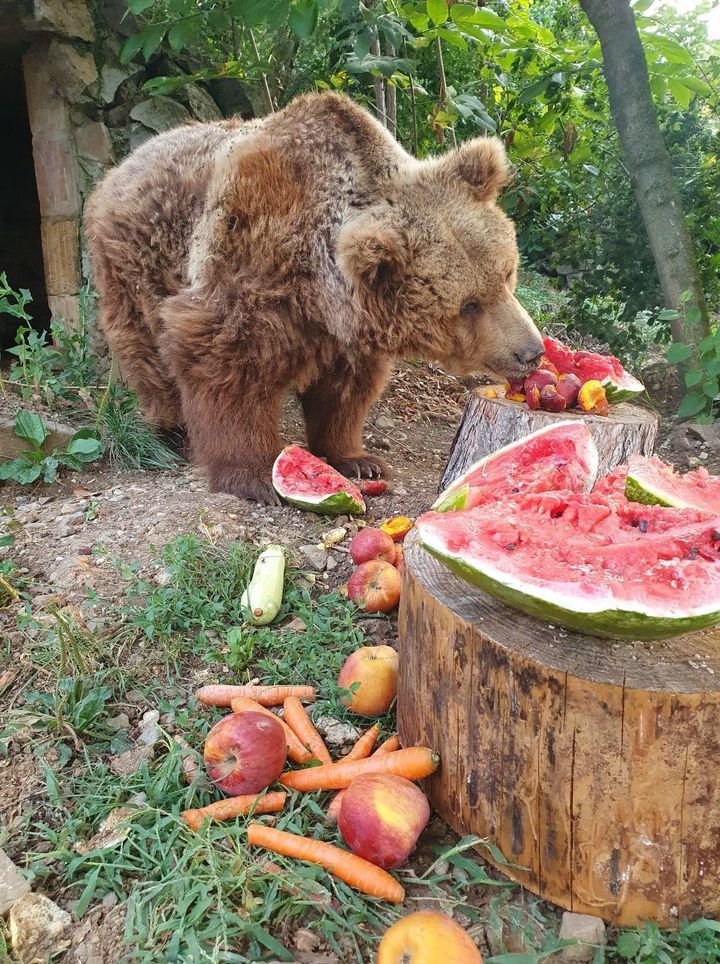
272,446,365,515
624,455,720,514
543,337,645,404
433,423,599,512
417,492,720,640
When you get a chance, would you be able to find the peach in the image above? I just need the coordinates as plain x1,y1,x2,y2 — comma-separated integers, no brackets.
556,372,582,407
377,910,483,963
539,384,567,412
203,711,287,796
350,528,396,565
347,560,401,614
526,385,541,411
380,516,414,543
338,644,398,716
524,368,557,394
578,379,610,415
338,774,429,868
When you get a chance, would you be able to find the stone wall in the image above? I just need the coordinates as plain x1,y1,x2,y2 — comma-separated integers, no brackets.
7,0,248,330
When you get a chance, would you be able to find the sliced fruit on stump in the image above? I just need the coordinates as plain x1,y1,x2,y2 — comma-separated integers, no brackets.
624,455,720,513
432,422,599,513
417,493,720,640
272,446,365,515
543,336,644,403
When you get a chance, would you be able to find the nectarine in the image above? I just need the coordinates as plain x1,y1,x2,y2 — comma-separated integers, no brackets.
338,644,398,716
377,910,482,963
338,774,429,868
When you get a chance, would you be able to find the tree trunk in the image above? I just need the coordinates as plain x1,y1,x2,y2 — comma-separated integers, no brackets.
369,34,387,127
579,0,709,347
384,41,397,138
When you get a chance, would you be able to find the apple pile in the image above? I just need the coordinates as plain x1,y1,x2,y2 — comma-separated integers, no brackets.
346,517,413,613
503,359,609,416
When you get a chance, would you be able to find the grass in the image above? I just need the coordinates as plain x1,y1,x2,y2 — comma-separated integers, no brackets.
4,533,720,962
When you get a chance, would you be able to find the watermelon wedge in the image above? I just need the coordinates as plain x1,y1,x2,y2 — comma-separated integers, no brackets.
543,337,645,404
272,446,365,515
417,493,720,640
624,455,720,514
433,423,599,512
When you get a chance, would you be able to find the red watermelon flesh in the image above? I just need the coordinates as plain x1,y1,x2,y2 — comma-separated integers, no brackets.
418,492,720,639
624,455,720,514
542,337,644,403
272,446,365,515
433,423,598,512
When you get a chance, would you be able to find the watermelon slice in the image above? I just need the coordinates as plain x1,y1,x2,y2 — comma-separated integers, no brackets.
272,446,365,515
433,423,599,512
418,493,720,640
543,337,645,404
624,455,720,514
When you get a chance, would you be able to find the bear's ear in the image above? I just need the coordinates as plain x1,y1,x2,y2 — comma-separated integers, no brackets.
437,136,511,202
337,217,410,293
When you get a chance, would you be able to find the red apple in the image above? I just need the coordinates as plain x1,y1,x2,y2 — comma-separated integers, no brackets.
350,528,396,565
347,560,401,613
338,774,430,868
378,911,483,963
338,644,398,715
203,711,287,796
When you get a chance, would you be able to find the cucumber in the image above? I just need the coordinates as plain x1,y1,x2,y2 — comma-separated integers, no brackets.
241,545,285,625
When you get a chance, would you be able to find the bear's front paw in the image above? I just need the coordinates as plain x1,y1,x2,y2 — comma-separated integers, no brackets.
208,464,282,505
330,452,390,480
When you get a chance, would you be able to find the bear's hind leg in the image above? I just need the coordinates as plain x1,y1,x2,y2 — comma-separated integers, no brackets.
300,357,390,479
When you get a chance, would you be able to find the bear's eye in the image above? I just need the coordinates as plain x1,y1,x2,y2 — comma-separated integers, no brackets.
461,299,481,319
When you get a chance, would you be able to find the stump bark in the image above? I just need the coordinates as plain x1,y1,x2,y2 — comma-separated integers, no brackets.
398,534,720,926
440,393,659,492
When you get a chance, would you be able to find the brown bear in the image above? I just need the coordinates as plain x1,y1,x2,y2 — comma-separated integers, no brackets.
85,91,543,503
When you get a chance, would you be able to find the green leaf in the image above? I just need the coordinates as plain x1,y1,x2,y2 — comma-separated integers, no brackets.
684,368,703,387
0,460,43,484
679,75,712,95
667,77,692,108
167,19,196,53
678,393,707,418
75,866,101,919
438,27,467,49
142,22,167,60
518,76,551,105
127,0,156,12
232,0,289,28
427,0,448,27
680,289,693,303
42,457,60,483
288,0,318,39
451,5,505,29
614,931,642,958
666,342,692,363
0,534,14,547
66,432,104,463
14,411,47,447
632,0,654,11
699,334,717,354
685,305,702,326
657,308,680,321
702,378,718,398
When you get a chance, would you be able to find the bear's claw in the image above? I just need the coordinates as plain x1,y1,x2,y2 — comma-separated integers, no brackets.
331,454,389,480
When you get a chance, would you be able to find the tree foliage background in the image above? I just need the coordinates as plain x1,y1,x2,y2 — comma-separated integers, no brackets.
121,0,720,412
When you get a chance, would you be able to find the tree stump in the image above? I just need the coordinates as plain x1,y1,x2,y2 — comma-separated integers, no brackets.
440,393,659,492
398,534,720,926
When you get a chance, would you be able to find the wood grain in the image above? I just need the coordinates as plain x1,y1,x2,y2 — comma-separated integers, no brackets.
440,393,659,492
398,533,720,925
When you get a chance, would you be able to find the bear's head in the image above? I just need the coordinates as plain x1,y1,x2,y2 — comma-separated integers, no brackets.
337,137,544,381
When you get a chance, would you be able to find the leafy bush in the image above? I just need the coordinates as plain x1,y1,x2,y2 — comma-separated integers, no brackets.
0,411,103,485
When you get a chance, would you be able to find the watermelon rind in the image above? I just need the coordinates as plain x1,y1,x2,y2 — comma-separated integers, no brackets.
624,475,675,509
280,490,365,516
433,422,599,512
420,537,720,642
602,373,645,404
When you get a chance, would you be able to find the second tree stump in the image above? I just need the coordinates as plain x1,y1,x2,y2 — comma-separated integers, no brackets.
440,393,659,492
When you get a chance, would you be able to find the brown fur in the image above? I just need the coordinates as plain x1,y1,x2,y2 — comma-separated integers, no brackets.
85,93,543,503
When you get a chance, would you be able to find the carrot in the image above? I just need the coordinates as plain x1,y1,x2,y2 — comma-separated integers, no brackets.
181,791,286,831
281,747,438,792
327,733,401,822
195,684,316,707
282,697,332,765
247,823,405,903
344,723,381,762
229,696,313,764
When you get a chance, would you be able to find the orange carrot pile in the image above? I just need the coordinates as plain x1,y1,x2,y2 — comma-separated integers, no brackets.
196,684,316,707
247,823,405,903
181,792,286,831
282,697,332,765
229,696,312,764
327,734,401,822
344,723,381,762
281,747,439,792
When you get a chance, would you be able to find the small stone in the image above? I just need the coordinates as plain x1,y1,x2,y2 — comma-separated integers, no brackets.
130,97,192,133
29,0,95,41
101,892,118,910
390,483,408,496
138,710,161,746
313,715,359,747
185,84,222,121
281,616,307,633
74,808,133,855
558,912,607,962
126,792,147,808
374,414,395,431
109,745,153,777
375,437,391,451
8,893,71,962
299,545,328,572
155,568,173,587
293,927,319,953
431,858,450,877
325,555,338,572
106,713,129,732
0,849,30,915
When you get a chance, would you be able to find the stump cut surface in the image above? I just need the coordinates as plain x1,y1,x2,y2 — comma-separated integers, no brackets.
398,533,720,925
